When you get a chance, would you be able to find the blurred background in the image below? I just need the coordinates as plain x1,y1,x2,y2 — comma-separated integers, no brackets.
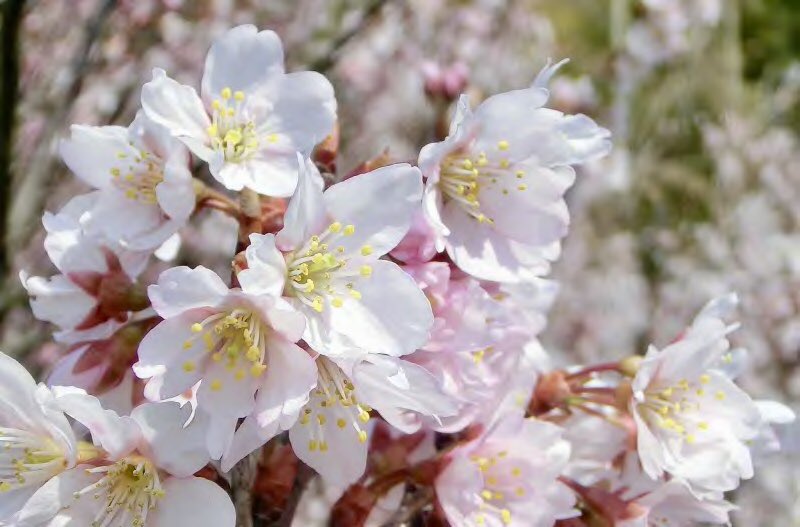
0,0,798,524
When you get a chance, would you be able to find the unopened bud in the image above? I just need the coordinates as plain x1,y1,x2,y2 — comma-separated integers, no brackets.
618,355,643,377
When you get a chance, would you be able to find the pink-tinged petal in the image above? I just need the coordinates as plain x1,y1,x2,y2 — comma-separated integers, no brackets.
239,339,315,451
82,189,165,245
0,352,44,431
435,453,484,526
24,274,96,330
323,164,423,256
263,71,336,151
221,416,270,473
131,402,210,478
276,155,326,250
134,311,208,398
442,202,553,282
472,87,549,154
141,69,213,159
12,466,101,527
148,266,228,318
204,412,240,461
239,233,288,297
156,153,195,222
264,301,306,343
354,354,458,433
305,260,433,357
52,391,139,459
149,476,235,527
201,25,284,101
288,406,369,486
59,125,134,190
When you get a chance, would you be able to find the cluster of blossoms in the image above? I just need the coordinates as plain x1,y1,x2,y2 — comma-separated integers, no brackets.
4,25,794,527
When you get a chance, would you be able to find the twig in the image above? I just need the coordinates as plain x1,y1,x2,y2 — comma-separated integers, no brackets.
308,0,394,73
231,449,260,527
272,462,314,527
0,0,26,277
382,486,433,527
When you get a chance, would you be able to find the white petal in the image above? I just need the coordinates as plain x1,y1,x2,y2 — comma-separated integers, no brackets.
234,151,300,197
323,164,423,256
149,477,235,527
24,275,96,330
0,352,43,430
13,466,100,527
263,71,336,151
59,125,134,189
53,391,140,459
156,152,195,221
134,311,208,398
289,408,369,485
201,25,284,100
305,260,433,357
131,402,210,478
141,69,212,158
149,266,229,318
239,233,288,297
354,355,458,433
275,155,326,250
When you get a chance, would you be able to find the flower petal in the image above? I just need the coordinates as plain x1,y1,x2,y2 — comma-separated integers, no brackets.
141,68,212,159
263,71,336,151
275,155,326,250
201,25,284,100
149,476,235,527
148,266,229,318
131,402,210,478
323,164,423,256
59,125,134,190
239,233,288,297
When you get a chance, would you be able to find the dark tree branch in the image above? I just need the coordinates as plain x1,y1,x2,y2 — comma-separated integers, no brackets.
0,0,27,277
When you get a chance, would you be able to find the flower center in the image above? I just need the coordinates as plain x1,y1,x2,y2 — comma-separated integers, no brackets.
0,428,73,492
180,309,270,389
641,373,725,444
285,222,373,313
438,140,529,224
469,449,526,526
207,87,266,163
111,148,163,205
71,455,164,527
299,357,371,453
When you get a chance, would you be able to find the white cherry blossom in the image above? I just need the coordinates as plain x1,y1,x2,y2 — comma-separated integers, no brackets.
141,24,336,196
418,62,610,282
629,294,762,495
21,194,150,343
435,413,576,527
0,352,89,524
223,353,457,485
60,111,195,251
133,265,316,459
14,396,234,527
239,156,433,358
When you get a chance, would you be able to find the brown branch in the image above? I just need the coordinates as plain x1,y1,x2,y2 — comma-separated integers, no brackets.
271,461,314,527
0,0,27,278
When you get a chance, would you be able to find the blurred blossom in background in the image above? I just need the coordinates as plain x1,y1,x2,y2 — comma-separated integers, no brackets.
0,0,798,525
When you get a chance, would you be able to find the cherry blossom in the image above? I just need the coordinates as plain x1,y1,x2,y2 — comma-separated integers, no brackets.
133,265,316,459
418,62,610,282
239,155,433,358
223,353,457,485
21,194,151,343
435,413,576,527
141,25,336,196
60,111,195,251
0,352,90,523
14,396,234,527
629,294,762,495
